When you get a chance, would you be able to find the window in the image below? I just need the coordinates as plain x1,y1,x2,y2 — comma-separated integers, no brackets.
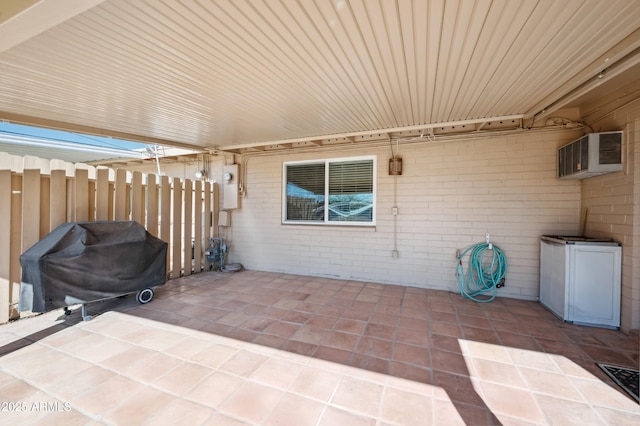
283,156,376,225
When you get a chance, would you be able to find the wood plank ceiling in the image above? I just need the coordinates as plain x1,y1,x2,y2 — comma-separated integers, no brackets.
1,0,639,153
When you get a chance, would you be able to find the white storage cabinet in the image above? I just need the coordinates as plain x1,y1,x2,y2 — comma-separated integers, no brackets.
539,236,621,329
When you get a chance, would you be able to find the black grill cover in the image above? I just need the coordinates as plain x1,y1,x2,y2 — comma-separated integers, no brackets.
19,221,168,313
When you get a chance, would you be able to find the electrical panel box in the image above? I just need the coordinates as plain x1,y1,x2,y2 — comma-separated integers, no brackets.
218,210,230,227
558,131,622,179
223,164,239,209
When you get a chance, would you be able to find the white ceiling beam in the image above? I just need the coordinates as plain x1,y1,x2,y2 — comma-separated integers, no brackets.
0,0,107,53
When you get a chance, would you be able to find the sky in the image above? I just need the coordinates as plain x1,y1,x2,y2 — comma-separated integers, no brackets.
0,122,146,150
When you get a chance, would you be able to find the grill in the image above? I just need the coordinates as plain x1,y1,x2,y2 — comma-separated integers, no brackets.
19,221,167,320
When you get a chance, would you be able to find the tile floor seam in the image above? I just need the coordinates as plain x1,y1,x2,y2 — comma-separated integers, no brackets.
180,371,248,411
253,384,290,426
534,336,593,363
377,378,390,425
98,385,179,425
518,364,591,403
313,405,332,426
140,360,206,393
519,378,610,425
479,387,547,425
16,369,135,425
0,365,97,412
211,408,258,426
528,385,600,407
143,401,216,426
592,403,640,416
55,329,176,361
244,371,306,395
322,398,378,424
427,310,441,377
145,361,218,398
568,377,639,413
532,393,605,426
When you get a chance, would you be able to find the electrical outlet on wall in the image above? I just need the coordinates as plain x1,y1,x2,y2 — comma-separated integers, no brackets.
392,250,399,258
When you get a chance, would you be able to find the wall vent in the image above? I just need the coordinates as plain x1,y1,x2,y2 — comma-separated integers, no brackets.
558,131,622,179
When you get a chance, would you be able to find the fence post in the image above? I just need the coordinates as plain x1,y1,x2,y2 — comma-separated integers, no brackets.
160,175,171,276
193,179,202,274
171,177,182,278
10,172,22,319
74,167,89,222
147,173,158,237
22,158,40,255
203,181,212,270
131,171,143,224
50,161,67,229
95,168,109,221
114,168,127,221
39,174,50,238
0,154,11,323
183,179,192,276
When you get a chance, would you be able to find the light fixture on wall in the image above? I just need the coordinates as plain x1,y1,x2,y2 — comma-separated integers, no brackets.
389,157,402,175
388,137,402,176
195,154,209,180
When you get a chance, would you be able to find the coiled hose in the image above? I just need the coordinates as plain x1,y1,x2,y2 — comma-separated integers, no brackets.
456,243,508,303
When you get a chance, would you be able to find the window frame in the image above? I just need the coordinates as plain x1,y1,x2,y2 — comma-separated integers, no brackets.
282,155,376,226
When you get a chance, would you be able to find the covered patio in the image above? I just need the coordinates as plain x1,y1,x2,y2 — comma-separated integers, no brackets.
1,270,638,425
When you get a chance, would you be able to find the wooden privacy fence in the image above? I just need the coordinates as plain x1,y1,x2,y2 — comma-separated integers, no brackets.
0,153,219,324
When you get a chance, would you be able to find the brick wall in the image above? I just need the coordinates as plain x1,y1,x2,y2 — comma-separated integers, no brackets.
228,128,583,301
125,121,639,331
581,114,639,331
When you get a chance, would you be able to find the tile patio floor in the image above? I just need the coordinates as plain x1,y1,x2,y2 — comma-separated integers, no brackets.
0,270,638,425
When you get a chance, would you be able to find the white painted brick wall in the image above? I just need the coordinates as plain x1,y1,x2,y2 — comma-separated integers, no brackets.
581,114,639,331
121,117,639,332
228,129,584,301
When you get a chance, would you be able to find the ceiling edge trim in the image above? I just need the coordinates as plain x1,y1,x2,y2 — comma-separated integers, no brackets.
0,111,205,152
0,0,107,53
0,133,145,159
214,115,524,152
526,28,640,122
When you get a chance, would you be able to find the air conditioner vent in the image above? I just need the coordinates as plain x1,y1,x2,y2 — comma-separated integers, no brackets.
558,131,622,179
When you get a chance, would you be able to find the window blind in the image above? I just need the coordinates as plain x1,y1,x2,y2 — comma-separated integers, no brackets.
328,160,373,222
285,163,325,221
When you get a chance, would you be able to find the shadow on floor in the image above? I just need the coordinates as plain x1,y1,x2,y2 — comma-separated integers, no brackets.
110,271,638,423
2,270,638,424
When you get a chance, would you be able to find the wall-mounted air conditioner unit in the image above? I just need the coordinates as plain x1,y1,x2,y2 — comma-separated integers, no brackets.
558,131,622,179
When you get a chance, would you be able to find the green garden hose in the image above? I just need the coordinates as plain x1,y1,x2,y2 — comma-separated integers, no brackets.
456,242,508,303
